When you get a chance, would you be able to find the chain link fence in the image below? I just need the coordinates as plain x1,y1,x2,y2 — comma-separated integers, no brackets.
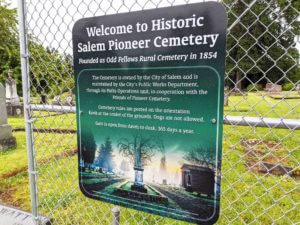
17,0,299,224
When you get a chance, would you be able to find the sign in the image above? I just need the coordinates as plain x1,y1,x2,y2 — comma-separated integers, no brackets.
0,204,51,225
73,2,227,224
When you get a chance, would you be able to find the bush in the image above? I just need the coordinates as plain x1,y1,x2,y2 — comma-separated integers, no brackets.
282,83,294,91
246,83,263,92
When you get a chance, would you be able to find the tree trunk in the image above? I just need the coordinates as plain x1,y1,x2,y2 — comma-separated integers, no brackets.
235,71,242,91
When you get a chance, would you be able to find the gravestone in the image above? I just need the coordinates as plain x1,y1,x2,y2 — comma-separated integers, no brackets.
5,72,23,116
265,83,282,93
5,73,20,104
224,86,229,106
52,95,61,105
296,84,300,93
65,95,75,106
0,83,16,151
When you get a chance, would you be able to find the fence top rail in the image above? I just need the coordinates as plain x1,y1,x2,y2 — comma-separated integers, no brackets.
224,115,300,130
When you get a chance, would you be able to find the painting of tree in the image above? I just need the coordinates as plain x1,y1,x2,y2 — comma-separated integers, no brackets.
118,134,164,167
184,145,216,170
80,130,97,167
94,137,114,172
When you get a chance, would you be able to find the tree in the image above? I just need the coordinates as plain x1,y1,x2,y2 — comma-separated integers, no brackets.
224,0,299,90
0,1,21,88
184,145,216,170
80,131,97,167
94,137,114,172
29,43,74,98
0,1,74,97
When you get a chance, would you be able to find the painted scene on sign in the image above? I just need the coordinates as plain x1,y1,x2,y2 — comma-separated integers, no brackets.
79,131,221,223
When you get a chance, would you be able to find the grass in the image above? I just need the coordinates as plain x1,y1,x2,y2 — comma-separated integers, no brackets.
0,132,27,177
224,92,300,119
1,92,300,224
0,132,76,178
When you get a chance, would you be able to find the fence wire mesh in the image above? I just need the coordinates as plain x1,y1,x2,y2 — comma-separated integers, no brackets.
19,0,299,224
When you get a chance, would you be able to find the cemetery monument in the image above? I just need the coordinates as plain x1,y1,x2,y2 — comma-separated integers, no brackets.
0,83,16,150
5,71,23,116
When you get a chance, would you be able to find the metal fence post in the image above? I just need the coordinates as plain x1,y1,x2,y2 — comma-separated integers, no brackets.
17,0,39,224
112,207,120,225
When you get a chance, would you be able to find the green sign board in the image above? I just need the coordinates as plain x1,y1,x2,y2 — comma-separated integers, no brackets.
73,2,227,224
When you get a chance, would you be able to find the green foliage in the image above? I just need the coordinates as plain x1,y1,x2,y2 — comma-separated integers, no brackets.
246,83,263,92
224,0,300,89
0,1,73,97
0,0,21,89
29,42,74,98
282,83,294,91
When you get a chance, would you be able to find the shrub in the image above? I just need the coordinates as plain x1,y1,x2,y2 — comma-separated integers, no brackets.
282,83,294,91
246,83,263,92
